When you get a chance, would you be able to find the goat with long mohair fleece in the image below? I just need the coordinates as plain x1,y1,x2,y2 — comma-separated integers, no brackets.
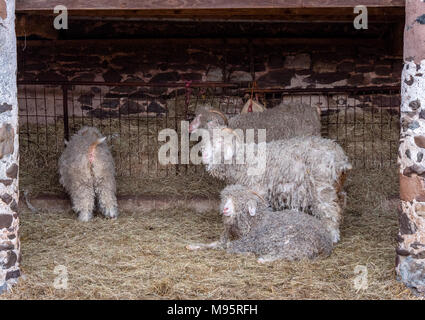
200,123,351,243
188,102,321,142
58,126,118,222
187,184,333,263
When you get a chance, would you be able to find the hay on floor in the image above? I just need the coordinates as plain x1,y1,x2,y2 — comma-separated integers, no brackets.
1,167,418,300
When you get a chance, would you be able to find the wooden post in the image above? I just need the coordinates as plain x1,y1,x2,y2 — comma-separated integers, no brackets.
0,0,20,293
397,0,425,296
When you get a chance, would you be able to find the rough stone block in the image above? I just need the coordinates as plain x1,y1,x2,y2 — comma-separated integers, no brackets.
0,103,12,114
400,174,425,202
0,124,14,159
6,164,17,179
0,214,13,229
206,67,223,82
257,70,294,86
229,71,252,82
313,61,337,73
284,53,311,70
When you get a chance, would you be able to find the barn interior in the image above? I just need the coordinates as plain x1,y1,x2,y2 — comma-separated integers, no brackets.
16,6,403,198
4,2,414,299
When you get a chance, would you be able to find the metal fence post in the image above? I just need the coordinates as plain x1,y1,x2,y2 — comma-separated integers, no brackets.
62,85,70,142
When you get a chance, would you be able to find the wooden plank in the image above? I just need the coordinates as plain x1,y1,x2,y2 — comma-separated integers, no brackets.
16,0,405,11
18,37,388,47
15,7,405,22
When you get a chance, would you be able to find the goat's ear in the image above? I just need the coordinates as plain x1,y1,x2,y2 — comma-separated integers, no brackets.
64,139,69,146
80,127,90,135
248,200,257,216
248,206,256,216
316,105,321,116
97,137,107,144
189,114,201,133
223,140,234,161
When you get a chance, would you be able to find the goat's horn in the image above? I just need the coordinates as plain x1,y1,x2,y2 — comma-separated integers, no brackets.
249,190,267,203
208,109,229,126
221,127,241,141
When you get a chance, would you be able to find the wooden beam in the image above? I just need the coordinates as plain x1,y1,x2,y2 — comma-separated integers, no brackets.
15,7,405,22
17,37,388,48
16,0,405,11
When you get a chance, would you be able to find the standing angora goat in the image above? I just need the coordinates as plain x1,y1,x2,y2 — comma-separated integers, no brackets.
58,126,118,222
200,123,351,243
188,102,321,141
187,184,333,263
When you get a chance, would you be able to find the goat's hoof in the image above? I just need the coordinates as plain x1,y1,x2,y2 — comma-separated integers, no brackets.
257,255,276,264
330,229,340,244
257,257,269,264
104,208,118,219
78,213,92,222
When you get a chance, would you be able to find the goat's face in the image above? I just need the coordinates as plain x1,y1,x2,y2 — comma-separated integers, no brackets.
222,197,235,217
221,195,259,238
189,106,228,133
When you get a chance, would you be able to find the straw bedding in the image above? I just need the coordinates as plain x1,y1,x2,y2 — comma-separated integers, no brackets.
2,167,418,300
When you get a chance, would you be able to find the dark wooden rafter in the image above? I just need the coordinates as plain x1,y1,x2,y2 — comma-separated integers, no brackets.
17,37,389,47
18,9,405,22
15,8,406,23
16,1,406,22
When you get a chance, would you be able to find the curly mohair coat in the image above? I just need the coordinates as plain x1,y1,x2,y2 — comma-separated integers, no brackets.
201,124,352,243
187,184,333,263
58,126,118,222
189,102,321,142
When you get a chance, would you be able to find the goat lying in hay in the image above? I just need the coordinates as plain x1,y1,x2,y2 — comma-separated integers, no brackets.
200,123,351,243
58,126,118,222
188,102,321,142
187,184,333,263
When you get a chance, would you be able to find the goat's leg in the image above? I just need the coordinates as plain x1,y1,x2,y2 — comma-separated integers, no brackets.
311,186,342,244
95,183,118,219
187,233,227,251
186,241,223,251
335,172,348,210
70,185,95,222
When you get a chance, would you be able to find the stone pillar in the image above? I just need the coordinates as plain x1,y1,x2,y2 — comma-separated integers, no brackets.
397,0,425,296
0,0,20,293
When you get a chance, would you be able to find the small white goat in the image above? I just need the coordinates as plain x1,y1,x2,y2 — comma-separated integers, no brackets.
187,184,333,263
58,126,118,221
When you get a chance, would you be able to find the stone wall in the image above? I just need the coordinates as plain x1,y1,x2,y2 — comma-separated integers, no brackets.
396,0,425,296
18,38,402,86
16,36,402,121
0,0,20,293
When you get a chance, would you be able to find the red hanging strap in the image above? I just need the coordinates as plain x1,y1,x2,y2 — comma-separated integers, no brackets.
185,80,192,108
248,81,257,112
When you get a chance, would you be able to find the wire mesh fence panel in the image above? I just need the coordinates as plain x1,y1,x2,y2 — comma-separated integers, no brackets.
259,88,400,169
18,82,400,188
